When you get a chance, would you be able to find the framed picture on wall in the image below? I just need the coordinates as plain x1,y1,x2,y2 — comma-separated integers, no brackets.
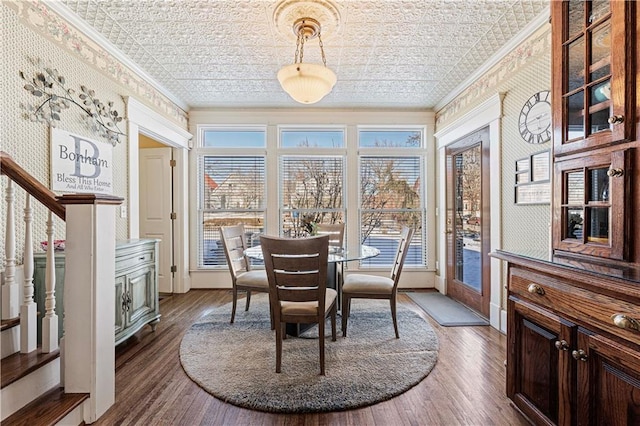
514,150,550,204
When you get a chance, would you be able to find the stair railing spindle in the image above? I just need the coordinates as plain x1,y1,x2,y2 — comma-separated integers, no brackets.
2,180,18,319
20,193,37,353
42,210,59,353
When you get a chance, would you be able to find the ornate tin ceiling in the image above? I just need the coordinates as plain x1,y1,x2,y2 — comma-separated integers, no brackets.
57,0,549,109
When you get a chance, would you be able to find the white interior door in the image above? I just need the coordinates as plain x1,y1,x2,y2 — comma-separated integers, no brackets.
139,147,173,293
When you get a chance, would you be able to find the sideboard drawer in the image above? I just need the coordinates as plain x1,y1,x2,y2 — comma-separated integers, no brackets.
116,248,155,272
510,267,640,346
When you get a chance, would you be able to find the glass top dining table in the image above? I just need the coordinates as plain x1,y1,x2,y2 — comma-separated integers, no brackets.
244,244,380,263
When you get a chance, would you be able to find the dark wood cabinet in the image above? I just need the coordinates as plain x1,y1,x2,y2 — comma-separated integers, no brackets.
496,254,640,426
497,1,640,425
508,297,575,425
576,329,640,426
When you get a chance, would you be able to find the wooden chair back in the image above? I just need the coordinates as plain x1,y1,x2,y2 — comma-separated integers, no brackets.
390,226,414,287
220,224,251,281
260,234,330,311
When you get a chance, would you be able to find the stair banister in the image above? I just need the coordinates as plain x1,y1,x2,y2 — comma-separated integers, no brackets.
59,193,123,422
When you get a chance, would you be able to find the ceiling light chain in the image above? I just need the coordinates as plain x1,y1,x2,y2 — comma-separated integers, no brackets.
298,30,305,64
294,31,302,64
318,33,327,67
277,16,337,104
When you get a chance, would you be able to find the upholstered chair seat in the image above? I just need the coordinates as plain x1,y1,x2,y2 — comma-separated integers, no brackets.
280,288,337,316
342,275,393,294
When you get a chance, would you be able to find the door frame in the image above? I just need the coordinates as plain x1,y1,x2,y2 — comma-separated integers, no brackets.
445,130,491,317
126,97,193,293
434,93,505,331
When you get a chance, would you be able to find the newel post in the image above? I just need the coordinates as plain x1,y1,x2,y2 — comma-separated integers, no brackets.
58,193,123,423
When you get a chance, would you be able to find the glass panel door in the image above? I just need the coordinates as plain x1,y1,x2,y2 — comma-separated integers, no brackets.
453,144,482,291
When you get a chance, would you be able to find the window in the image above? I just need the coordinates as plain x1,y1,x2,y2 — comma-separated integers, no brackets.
197,128,266,268
280,155,345,237
358,128,425,267
280,129,344,148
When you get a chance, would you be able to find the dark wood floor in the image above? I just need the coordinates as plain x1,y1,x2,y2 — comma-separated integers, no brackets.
95,290,529,426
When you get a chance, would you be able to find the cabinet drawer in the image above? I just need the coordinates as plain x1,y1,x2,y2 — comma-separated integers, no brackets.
116,249,155,272
510,267,640,347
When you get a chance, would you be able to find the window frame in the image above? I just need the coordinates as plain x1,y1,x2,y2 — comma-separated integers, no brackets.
357,126,427,268
196,126,267,269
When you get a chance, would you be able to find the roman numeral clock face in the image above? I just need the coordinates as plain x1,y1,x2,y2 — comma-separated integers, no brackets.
519,90,551,144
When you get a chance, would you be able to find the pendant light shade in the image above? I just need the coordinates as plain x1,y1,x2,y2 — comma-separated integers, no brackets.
277,17,336,105
277,63,337,104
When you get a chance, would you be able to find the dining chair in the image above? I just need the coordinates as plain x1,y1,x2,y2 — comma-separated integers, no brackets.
315,222,345,248
220,224,270,325
260,234,337,375
341,226,414,339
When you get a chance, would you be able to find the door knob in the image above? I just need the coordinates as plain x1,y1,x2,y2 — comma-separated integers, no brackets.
555,340,569,351
607,115,624,124
571,349,588,362
607,168,624,178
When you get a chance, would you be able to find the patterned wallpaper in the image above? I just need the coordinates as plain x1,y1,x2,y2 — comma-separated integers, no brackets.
1,1,184,262
435,24,552,308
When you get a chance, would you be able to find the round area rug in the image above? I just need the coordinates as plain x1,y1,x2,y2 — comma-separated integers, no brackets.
179,294,439,413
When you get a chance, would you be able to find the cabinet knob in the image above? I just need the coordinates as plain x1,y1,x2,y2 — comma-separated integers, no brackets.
571,349,588,362
527,283,545,295
611,314,640,331
607,115,625,124
606,168,624,178
554,340,569,351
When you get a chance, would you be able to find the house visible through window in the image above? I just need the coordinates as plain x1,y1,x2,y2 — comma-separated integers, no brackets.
358,129,425,267
198,128,266,267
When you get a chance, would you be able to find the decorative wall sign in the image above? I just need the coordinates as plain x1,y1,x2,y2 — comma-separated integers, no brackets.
515,150,550,204
51,128,113,194
20,58,125,145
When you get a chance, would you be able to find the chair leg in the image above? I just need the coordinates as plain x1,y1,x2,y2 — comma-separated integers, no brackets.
275,321,284,373
319,317,325,375
269,301,275,330
245,290,251,311
341,296,351,337
230,286,238,323
331,304,337,341
391,295,399,339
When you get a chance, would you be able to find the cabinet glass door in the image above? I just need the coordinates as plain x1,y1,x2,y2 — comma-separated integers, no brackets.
554,150,629,260
553,0,634,155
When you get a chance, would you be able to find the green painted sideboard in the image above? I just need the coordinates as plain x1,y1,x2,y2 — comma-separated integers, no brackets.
33,239,161,345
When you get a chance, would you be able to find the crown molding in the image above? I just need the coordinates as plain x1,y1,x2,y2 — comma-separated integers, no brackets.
435,6,550,112
43,0,189,111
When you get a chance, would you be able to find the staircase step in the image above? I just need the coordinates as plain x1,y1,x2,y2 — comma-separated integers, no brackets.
1,348,60,389
2,387,89,426
1,317,20,332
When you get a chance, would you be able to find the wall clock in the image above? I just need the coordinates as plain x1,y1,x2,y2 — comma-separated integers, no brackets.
518,90,551,144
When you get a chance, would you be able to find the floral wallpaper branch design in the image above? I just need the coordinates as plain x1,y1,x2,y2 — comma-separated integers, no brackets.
20,58,125,145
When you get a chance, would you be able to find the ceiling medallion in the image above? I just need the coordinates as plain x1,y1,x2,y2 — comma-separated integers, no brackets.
273,0,341,41
274,1,340,104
